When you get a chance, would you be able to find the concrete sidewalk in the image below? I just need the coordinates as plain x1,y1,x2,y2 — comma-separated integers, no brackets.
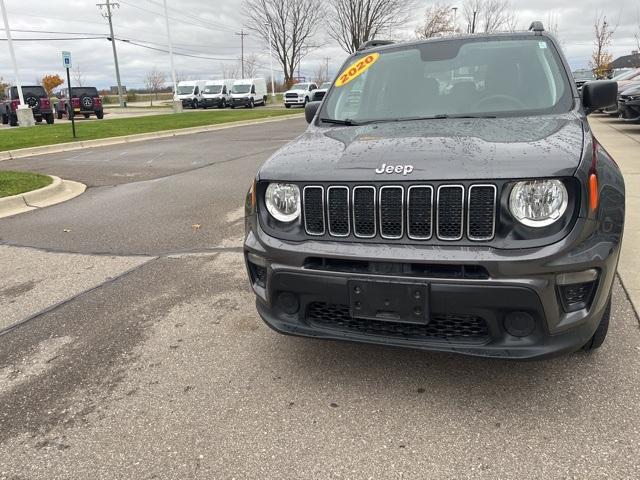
589,115,640,312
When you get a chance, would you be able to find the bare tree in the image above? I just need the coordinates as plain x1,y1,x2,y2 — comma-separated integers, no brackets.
144,67,166,105
72,64,84,87
590,11,615,79
221,62,241,80
312,62,328,84
416,3,456,39
243,0,324,88
244,53,260,78
462,0,515,33
327,0,411,53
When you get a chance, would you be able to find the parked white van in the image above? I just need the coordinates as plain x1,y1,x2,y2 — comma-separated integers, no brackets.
201,79,234,109
230,78,267,108
176,80,206,109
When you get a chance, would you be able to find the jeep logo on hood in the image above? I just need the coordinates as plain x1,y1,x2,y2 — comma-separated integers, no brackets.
375,164,414,176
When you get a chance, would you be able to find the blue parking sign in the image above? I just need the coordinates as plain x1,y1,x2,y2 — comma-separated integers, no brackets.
62,51,72,69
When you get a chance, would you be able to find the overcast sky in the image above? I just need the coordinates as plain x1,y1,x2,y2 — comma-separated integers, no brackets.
1,0,639,90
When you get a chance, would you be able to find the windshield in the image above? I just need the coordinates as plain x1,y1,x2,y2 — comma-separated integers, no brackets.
70,87,98,97
204,85,222,94
232,84,251,94
321,37,573,123
177,86,194,95
320,82,332,89
573,71,594,81
292,83,310,90
613,69,639,81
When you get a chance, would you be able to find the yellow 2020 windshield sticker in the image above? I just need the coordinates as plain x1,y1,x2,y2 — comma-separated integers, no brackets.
335,53,380,87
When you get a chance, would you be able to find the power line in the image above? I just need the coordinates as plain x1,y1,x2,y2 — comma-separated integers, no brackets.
0,36,106,41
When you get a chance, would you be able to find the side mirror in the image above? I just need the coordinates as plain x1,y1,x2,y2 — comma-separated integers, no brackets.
305,101,322,123
582,80,617,115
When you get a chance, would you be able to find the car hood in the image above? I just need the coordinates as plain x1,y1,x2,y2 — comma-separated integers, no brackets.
259,114,585,182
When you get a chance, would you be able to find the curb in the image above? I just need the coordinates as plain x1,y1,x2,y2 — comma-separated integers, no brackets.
0,176,86,219
0,113,304,161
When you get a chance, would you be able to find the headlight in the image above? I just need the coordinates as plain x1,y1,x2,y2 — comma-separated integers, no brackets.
509,179,568,227
265,183,300,222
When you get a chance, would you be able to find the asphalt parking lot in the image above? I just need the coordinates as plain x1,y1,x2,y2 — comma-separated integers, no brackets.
1,115,639,479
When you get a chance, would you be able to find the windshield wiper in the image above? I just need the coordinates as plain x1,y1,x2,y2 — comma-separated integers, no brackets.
320,118,362,126
432,114,498,119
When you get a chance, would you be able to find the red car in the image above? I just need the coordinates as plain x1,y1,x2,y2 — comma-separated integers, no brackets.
56,87,104,119
1,85,54,126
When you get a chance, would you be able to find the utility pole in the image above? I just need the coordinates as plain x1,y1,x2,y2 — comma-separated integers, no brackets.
324,57,330,82
235,29,248,78
451,7,458,34
0,0,33,126
471,10,477,34
161,0,181,112
97,0,125,108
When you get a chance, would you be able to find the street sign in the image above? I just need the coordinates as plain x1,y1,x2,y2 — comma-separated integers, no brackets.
62,51,72,69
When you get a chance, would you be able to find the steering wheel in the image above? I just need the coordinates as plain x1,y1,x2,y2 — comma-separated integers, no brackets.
473,94,526,111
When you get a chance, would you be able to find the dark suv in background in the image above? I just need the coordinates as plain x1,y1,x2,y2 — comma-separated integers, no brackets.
1,85,54,126
244,23,623,360
56,87,104,119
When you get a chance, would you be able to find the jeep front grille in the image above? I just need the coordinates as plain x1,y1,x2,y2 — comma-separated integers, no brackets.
302,183,497,242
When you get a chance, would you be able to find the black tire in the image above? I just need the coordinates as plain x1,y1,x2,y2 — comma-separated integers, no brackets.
83,113,91,119
96,110,104,119
219,99,226,109
285,104,291,109
1,112,8,125
192,99,198,109
45,113,54,125
35,116,43,123
248,98,255,109
57,110,63,120
583,297,611,351
9,114,18,127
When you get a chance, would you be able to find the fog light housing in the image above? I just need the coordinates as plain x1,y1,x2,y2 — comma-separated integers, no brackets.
504,311,535,337
556,269,598,312
277,292,299,315
247,253,267,289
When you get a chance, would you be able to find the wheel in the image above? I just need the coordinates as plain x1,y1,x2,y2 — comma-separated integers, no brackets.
35,116,43,123
45,113,54,125
230,105,235,109
248,98,255,109
1,112,7,125
9,114,18,127
583,297,611,351
285,104,291,109
192,99,198,109
219,99,226,109
263,95,268,105
96,110,104,119
57,110,63,120
83,113,91,119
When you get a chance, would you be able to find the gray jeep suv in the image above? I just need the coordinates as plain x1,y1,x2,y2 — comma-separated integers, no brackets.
244,23,624,359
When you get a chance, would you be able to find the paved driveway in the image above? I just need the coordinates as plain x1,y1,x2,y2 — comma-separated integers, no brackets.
0,116,639,479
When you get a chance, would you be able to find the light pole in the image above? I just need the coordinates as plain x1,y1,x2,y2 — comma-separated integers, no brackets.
266,21,276,99
162,0,181,112
452,7,458,34
0,0,34,127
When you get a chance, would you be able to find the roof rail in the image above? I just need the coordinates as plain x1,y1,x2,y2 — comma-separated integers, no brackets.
529,21,545,34
357,39,395,51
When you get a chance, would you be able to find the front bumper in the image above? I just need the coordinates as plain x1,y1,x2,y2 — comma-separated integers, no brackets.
231,97,252,107
244,218,621,360
202,97,225,107
284,97,305,105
